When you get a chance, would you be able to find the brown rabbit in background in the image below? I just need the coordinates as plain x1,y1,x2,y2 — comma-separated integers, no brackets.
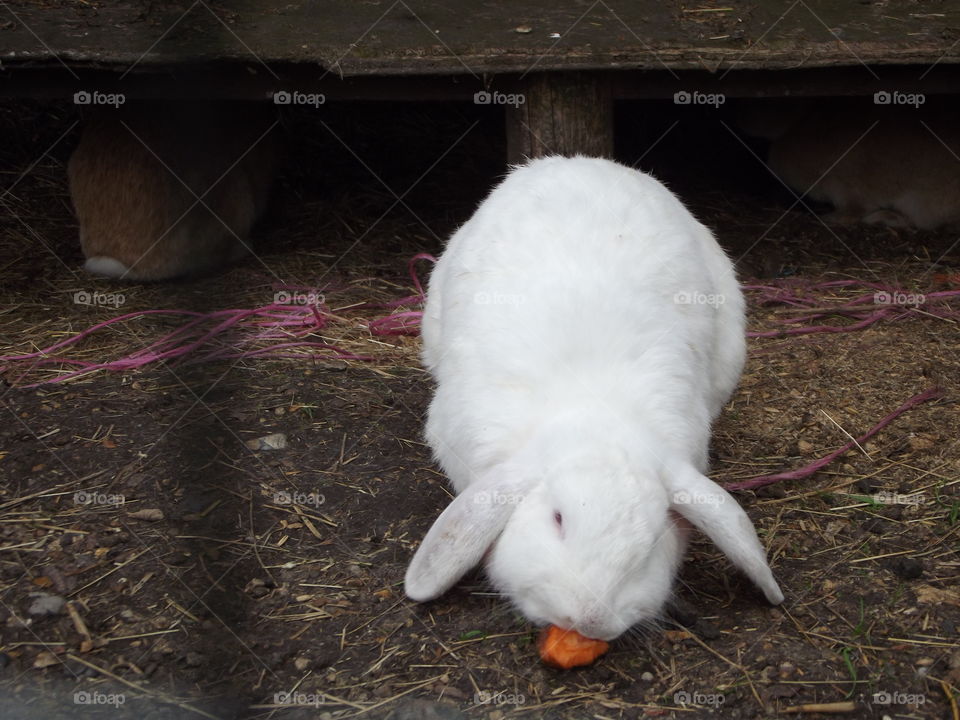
68,101,278,281
741,99,960,230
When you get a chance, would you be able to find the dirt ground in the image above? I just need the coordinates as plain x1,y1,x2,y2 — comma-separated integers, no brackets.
0,100,958,720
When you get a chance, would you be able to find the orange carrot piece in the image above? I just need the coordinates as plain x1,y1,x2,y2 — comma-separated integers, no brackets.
538,625,609,669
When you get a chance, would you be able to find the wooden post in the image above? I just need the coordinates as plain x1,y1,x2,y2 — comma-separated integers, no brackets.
505,72,613,164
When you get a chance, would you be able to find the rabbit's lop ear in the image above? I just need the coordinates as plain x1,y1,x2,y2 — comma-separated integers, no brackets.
405,469,530,602
668,464,785,605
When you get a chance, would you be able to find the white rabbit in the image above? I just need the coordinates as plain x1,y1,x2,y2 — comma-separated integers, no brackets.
405,156,784,641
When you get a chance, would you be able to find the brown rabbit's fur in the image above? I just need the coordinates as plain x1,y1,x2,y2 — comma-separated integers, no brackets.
68,101,278,281
764,101,960,230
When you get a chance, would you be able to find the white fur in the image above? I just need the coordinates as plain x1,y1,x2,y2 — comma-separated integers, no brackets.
405,156,783,640
84,256,132,279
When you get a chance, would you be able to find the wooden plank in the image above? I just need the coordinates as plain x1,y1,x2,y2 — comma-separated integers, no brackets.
505,72,613,162
1,1,958,74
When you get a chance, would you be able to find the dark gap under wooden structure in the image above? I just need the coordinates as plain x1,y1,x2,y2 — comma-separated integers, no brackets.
2,1,959,161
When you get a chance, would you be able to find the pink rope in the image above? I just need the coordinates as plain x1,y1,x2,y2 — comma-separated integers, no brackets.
0,297,370,388
725,387,944,491
744,280,960,338
2,271,953,387
367,253,436,336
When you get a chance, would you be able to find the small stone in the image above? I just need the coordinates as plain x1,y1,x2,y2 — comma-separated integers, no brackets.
856,476,880,494
184,652,203,667
888,557,923,580
693,619,721,640
667,598,697,627
246,433,287,451
757,483,787,499
641,671,654,682
765,684,798,699
33,651,60,669
391,698,467,720
27,593,65,616
779,661,796,679
293,657,310,671
797,439,814,454
439,685,467,700
373,682,394,698
514,25,532,33
128,508,164,521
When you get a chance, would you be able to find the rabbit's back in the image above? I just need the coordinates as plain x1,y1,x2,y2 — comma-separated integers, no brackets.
69,102,277,281
423,157,744,489
768,105,960,229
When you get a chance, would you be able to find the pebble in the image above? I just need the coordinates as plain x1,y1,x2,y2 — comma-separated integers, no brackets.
372,682,394,698
693,619,721,640
128,508,164,521
667,598,698,627
27,592,65,616
390,698,466,720
888,557,923,580
640,671,654,682
246,433,287,451
856,476,880,494
293,656,310,671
